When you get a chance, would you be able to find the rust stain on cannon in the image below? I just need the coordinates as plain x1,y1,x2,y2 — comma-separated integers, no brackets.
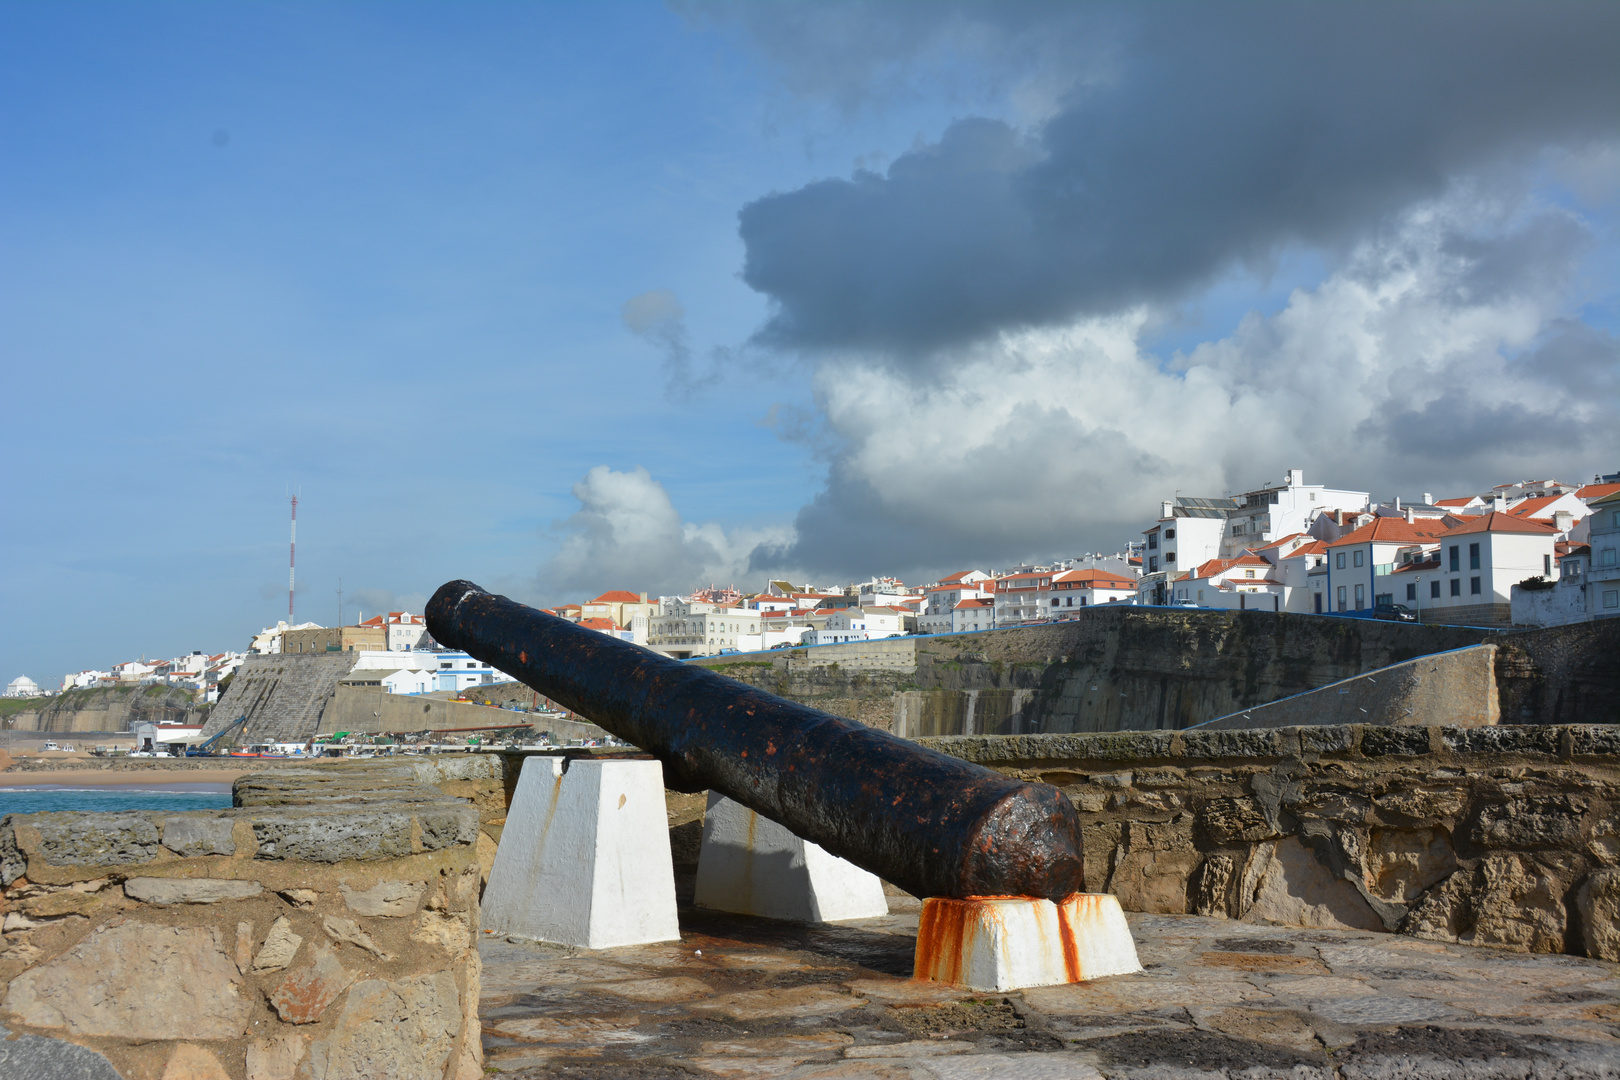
426,580,1085,901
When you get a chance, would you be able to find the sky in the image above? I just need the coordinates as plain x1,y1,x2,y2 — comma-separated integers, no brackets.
3,1,1618,685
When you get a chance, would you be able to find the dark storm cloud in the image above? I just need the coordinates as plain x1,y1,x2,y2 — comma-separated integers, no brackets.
735,3,1620,361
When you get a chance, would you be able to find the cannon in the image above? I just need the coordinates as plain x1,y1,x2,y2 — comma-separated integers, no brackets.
426,580,1084,901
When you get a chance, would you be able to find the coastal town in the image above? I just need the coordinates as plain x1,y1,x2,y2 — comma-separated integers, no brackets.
9,466,1618,702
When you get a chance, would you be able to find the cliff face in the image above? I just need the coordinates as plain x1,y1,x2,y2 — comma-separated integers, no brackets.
693,610,1617,735
8,685,208,733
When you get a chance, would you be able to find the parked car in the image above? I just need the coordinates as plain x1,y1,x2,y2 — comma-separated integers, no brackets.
1169,599,1201,608
1372,603,1418,622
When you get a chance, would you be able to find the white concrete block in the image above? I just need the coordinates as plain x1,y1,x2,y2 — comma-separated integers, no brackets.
694,792,889,923
914,894,1140,991
481,755,680,949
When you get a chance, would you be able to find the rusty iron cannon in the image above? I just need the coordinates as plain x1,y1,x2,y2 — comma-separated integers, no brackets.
426,580,1084,901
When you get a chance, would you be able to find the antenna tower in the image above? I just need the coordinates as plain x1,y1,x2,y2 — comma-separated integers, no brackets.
289,495,298,622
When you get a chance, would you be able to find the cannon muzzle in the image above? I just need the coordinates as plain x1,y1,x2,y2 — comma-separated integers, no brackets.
426,580,1085,901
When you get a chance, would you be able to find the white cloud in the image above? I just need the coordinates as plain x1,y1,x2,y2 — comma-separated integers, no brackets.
752,194,1619,580
538,465,793,601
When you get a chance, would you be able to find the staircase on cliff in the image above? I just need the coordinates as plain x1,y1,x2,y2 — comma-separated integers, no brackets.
201,653,358,744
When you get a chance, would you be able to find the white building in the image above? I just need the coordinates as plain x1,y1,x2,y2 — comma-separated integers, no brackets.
1172,553,1287,611
646,599,764,657
433,652,514,693
4,676,43,698
1325,516,1445,616
952,597,996,633
1585,490,1620,619
356,612,430,651
805,607,905,646
1391,512,1557,626
993,570,1055,625
249,621,323,654
920,573,994,634
1046,568,1137,614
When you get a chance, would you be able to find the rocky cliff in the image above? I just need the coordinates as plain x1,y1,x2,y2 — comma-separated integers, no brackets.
6,684,208,733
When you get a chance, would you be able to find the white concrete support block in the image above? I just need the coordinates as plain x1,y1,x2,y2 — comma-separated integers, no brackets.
914,893,1141,991
693,792,889,923
481,755,680,949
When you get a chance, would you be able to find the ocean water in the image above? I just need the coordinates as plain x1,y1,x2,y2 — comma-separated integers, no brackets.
0,785,233,816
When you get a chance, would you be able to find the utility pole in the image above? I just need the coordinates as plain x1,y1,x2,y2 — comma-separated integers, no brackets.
288,494,298,623
337,578,343,629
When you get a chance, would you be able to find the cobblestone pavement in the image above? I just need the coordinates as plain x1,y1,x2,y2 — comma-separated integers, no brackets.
480,907,1620,1079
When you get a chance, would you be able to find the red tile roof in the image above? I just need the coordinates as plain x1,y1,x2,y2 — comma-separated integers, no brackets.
1325,517,1447,548
1443,511,1558,536
953,599,993,609
577,617,619,631
1576,482,1620,502
1435,497,1477,508
590,591,644,604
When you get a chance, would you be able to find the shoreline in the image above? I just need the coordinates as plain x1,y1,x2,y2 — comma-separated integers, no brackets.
0,768,251,788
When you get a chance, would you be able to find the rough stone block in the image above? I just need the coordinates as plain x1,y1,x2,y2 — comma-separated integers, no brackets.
417,805,479,850
1239,838,1383,932
1298,726,1354,754
161,815,237,857
251,916,303,973
1576,868,1620,961
250,809,413,862
1181,730,1278,760
305,971,461,1080
1359,726,1431,758
0,921,250,1039
268,945,354,1024
322,915,393,959
1195,798,1279,845
0,1020,123,1080
340,879,424,917
1402,853,1568,952
31,812,161,866
914,894,1141,991
245,1032,306,1080
482,755,680,949
694,793,888,923
1440,726,1560,756
1570,726,1620,758
1465,796,1586,850
123,877,264,905
160,1044,232,1080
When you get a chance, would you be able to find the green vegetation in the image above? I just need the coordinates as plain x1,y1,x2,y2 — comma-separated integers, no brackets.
0,696,48,721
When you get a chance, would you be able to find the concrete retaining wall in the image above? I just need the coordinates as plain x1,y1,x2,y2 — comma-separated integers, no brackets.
203,653,359,744
1198,644,1500,730
0,757,490,1079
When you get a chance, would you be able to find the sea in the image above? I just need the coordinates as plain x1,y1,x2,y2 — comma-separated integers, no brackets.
0,784,233,816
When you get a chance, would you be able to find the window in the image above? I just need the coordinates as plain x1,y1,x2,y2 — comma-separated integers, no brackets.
1245,570,1255,578
1376,592,1393,606
1353,550,1364,568
1430,580,1441,599
1149,557,1158,572
1603,548,1618,567
1544,554,1553,576
1605,590,1619,610
1450,579,1461,597
1336,552,1346,569
1449,546,1460,572
1406,583,1417,601
1147,533,1158,550
1469,543,1480,570
1233,524,1245,535
1337,586,1346,611
1165,552,1175,562
1354,584,1365,609
1164,529,1176,540
1470,577,1481,595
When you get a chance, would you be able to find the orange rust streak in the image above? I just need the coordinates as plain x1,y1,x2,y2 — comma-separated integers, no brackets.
1056,893,1084,982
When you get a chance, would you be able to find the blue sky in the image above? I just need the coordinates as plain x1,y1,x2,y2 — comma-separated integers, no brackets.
3,2,1617,685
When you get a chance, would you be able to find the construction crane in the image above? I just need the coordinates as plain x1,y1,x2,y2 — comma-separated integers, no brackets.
186,715,248,757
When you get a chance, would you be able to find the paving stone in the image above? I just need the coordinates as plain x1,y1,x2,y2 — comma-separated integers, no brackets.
340,879,424,916
1309,995,1457,1025
691,985,868,1021
484,1014,646,1043
845,1039,974,1058
245,1031,306,1080
920,1052,1105,1079
583,975,716,1002
698,1033,854,1055
124,876,263,904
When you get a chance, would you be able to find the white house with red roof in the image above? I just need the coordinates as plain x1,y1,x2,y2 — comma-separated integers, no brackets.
993,570,1056,625
951,597,996,633
1324,516,1447,616
1397,512,1558,625
920,573,994,633
1045,568,1137,615
1172,553,1288,611
357,611,429,652
1504,493,1586,533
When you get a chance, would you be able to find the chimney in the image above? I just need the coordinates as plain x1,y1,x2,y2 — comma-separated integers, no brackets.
1162,500,1173,518
1288,468,1304,487
1423,493,1433,505
1492,494,1506,512
640,592,648,604
1553,510,1573,534
1405,507,1415,524
1394,495,1402,511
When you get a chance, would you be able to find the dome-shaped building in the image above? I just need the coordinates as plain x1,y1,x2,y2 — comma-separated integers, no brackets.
4,675,43,698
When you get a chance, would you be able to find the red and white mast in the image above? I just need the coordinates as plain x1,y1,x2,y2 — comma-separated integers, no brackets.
288,495,298,622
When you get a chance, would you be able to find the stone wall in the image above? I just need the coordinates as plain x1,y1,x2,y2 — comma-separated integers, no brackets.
917,725,1620,960
204,654,359,744
0,757,490,1080
693,611,1620,733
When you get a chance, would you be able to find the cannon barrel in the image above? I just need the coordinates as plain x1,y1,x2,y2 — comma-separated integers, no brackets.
426,580,1084,901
